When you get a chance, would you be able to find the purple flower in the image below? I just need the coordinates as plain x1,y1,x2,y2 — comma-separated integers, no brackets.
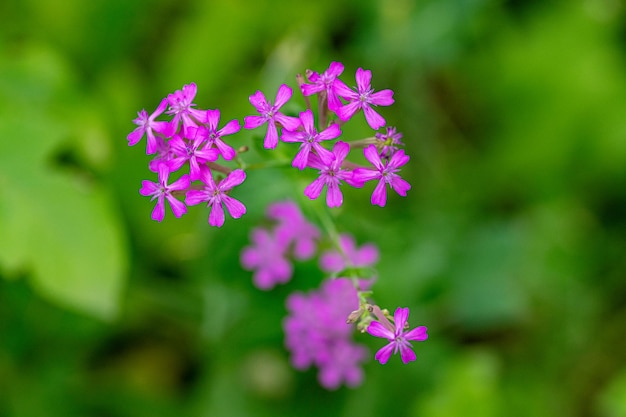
128,98,171,155
281,109,339,170
352,144,411,207
185,168,247,227
166,83,207,132
304,141,355,208
300,61,345,110
139,163,190,222
367,307,428,365
243,84,301,149
320,233,379,273
334,68,394,130
375,126,404,158
203,109,240,160
284,278,368,390
266,201,320,260
168,127,219,180
241,227,293,290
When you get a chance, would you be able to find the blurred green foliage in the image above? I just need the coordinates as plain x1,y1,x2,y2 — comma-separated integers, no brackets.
1,0,626,416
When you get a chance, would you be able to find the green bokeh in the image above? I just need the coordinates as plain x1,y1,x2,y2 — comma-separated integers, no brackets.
1,0,626,416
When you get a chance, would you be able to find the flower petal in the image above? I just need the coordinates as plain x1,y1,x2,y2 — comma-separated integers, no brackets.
222,195,246,219
209,202,225,227
404,326,429,341
304,177,325,200
363,105,386,130
371,179,388,207
355,68,372,91
366,321,394,340
393,307,410,333
274,84,293,108
374,343,395,365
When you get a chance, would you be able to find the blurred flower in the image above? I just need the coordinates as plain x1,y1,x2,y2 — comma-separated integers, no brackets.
241,228,293,290
243,84,301,149
367,307,428,365
284,278,368,389
352,144,411,207
320,233,379,273
266,201,320,260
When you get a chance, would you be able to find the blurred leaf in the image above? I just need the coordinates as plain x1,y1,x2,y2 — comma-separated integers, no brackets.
0,43,127,320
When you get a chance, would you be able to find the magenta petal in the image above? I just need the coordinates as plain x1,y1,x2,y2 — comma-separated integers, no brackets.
204,109,220,130
332,141,350,161
391,177,411,196
185,190,209,206
374,343,394,365
320,252,345,273
264,123,278,149
318,123,342,141
169,174,191,192
209,203,225,227
292,146,310,170
127,128,144,146
363,106,386,130
275,114,301,131
151,196,165,222
166,195,187,218
326,182,343,208
352,168,379,184
139,180,158,196
367,321,394,339
219,119,241,136
244,115,266,129
274,84,293,108
399,345,417,364
304,177,325,200
333,79,355,99
404,326,429,341
336,101,360,121
215,140,236,160
222,195,246,219
355,68,372,90
328,61,344,77
371,180,388,207
393,307,410,331
219,169,246,190
370,89,394,106
363,145,384,170
248,90,267,110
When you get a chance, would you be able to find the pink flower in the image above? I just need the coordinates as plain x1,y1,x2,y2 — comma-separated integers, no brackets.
352,144,411,207
243,84,301,149
320,233,379,273
127,98,171,155
300,61,345,110
168,127,219,180
166,83,207,132
266,201,320,260
240,227,293,290
304,141,356,208
281,109,339,170
334,68,394,130
375,126,404,158
367,307,428,365
185,168,247,227
139,163,190,222
203,109,240,160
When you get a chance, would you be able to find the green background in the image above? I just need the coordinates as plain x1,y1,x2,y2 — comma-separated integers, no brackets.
1,0,626,416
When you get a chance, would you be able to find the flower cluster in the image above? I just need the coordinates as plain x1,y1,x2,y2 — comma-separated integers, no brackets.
284,278,368,390
127,62,428,391
240,201,320,290
130,83,246,226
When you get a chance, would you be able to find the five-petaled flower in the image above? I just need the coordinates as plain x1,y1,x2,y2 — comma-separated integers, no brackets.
334,68,394,130
304,141,356,208
281,109,339,169
203,109,240,160
166,82,207,132
128,98,171,155
139,163,190,222
367,307,428,365
300,61,345,111
185,167,247,227
243,84,300,149
352,144,411,207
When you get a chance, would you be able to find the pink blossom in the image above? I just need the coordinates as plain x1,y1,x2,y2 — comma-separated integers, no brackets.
243,84,301,149
375,126,404,158
281,109,339,170
367,307,428,365
185,168,246,227
334,68,394,130
139,163,190,222
166,83,207,132
300,61,345,110
203,109,240,160
320,233,379,273
241,228,293,290
304,141,356,208
168,127,219,180
352,144,411,207
266,201,320,260
127,98,171,155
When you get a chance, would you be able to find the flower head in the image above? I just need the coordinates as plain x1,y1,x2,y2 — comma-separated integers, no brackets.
334,68,394,130
300,61,345,110
375,126,404,158
243,84,301,149
352,144,411,207
166,82,207,132
320,233,379,274
168,127,219,180
304,141,356,208
127,98,171,154
281,109,339,170
367,307,428,365
266,201,320,260
139,163,190,222
241,227,293,290
185,168,246,227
